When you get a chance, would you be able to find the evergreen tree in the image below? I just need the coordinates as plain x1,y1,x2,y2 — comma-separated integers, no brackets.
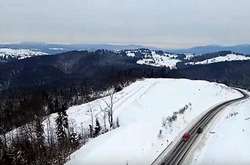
56,111,67,147
62,110,69,135
69,132,79,148
94,119,101,137
34,115,45,148
89,124,93,138
34,115,45,163
0,137,3,161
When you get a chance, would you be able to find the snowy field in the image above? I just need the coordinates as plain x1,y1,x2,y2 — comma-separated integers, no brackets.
185,96,250,165
188,53,250,65
64,78,242,165
0,48,47,60
136,51,181,69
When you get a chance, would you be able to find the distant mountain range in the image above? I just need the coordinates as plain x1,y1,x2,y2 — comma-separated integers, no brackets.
168,44,250,55
0,42,148,54
0,43,149,62
1,43,250,63
2,45,250,71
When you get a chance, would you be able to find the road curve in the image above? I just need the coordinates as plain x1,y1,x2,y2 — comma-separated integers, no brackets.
152,89,249,165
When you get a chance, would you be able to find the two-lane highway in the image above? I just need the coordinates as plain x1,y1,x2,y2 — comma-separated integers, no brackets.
152,89,249,165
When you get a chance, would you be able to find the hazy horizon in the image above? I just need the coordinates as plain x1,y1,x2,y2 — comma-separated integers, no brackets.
1,41,250,50
1,0,250,48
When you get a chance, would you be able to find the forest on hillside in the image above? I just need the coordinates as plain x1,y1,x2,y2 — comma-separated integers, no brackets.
0,50,170,165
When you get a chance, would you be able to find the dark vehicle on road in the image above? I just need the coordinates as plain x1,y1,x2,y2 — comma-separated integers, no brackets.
197,127,203,134
182,132,191,142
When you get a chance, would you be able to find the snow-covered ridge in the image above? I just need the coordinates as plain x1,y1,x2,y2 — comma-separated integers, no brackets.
3,78,242,165
0,48,48,61
188,53,250,65
65,78,242,165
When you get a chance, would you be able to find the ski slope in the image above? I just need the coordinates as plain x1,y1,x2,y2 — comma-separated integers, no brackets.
186,95,250,165
65,78,242,165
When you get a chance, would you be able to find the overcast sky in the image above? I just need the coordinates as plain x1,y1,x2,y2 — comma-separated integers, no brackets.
1,0,250,48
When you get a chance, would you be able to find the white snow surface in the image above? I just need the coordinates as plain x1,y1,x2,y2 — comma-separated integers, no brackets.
65,78,242,165
188,54,250,65
184,53,195,60
126,51,136,57
49,47,65,51
186,97,250,165
0,48,47,60
137,51,181,69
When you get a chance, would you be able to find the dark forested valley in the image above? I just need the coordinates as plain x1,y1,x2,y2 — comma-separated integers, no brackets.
171,60,250,90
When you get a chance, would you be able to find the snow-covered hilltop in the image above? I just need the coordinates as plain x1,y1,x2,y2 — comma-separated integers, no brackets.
136,51,181,69
122,49,184,69
0,48,48,62
65,78,241,165
188,53,250,65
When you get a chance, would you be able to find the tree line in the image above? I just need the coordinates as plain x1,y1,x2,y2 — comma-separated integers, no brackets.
0,86,121,165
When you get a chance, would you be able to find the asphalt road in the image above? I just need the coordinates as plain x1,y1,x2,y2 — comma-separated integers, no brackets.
152,89,249,165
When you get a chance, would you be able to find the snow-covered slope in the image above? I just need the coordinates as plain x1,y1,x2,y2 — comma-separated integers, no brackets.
65,78,241,165
136,51,181,69
188,53,250,65
0,48,48,61
186,96,250,165
123,49,183,69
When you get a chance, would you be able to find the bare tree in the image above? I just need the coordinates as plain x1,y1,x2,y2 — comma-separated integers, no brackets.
103,87,115,129
80,122,84,139
98,103,107,132
88,103,94,137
